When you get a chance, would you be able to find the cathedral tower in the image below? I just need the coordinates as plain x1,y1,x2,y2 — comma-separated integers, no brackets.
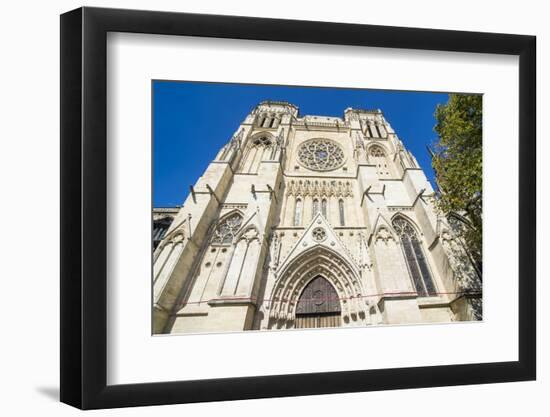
153,101,481,334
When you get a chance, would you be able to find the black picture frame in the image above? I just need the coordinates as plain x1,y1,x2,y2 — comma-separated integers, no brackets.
60,6,536,410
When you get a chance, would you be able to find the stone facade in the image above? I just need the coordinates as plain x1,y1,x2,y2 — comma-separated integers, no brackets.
153,207,178,250
152,101,482,334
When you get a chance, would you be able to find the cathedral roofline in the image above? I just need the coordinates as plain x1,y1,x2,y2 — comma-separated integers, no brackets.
254,101,384,121
256,100,299,110
344,107,382,114
153,206,181,212
248,102,391,136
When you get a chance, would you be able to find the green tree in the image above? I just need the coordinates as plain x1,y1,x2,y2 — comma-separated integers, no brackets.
432,94,482,271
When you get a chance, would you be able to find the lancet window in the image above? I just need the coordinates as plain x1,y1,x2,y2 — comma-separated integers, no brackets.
392,217,437,297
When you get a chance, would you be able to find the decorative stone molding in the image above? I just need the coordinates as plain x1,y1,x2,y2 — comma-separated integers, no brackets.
211,212,243,245
358,232,373,271
153,207,180,215
254,100,299,117
375,226,395,243
312,227,327,242
172,231,185,243
297,138,345,171
157,221,187,251
392,215,422,239
276,128,285,146
207,297,257,307
267,246,367,327
221,203,248,210
268,232,281,272
218,128,244,161
240,226,259,243
286,179,353,198
388,206,414,212
354,131,365,148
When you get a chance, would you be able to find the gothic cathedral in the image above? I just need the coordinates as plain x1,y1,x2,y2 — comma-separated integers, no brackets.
153,101,482,334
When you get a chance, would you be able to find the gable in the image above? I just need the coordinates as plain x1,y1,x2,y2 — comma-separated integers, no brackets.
276,212,360,277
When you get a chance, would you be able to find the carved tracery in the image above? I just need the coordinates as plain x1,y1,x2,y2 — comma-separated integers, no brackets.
297,139,345,171
286,179,353,198
268,247,365,327
239,134,276,173
392,216,437,297
369,145,390,177
211,213,243,245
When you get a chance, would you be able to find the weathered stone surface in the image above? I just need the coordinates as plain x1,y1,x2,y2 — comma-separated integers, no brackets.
153,101,482,334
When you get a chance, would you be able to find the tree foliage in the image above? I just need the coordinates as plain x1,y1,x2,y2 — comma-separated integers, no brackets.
432,94,482,269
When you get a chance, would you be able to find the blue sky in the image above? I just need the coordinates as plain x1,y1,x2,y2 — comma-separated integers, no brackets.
153,81,449,207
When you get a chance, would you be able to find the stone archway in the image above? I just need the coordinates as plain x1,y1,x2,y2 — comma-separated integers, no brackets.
267,246,367,329
295,276,342,328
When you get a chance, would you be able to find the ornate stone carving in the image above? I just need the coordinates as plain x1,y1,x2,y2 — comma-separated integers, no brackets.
297,138,345,171
241,227,259,243
268,246,366,325
358,232,372,270
392,217,418,240
312,227,327,242
276,128,285,146
369,145,385,158
218,129,244,160
375,226,394,243
221,203,248,210
172,232,185,243
251,135,272,146
354,131,364,149
211,213,243,244
286,179,353,198
269,232,281,272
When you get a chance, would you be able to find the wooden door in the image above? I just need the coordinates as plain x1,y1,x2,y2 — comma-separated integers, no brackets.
295,276,342,329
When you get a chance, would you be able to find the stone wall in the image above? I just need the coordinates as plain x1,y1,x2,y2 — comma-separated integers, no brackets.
153,101,482,334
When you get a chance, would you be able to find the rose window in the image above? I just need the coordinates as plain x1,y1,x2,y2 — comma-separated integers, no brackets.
312,227,327,242
297,139,345,171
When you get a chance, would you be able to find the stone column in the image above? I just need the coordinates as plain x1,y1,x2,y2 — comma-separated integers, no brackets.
378,122,388,138
153,236,185,306
220,237,248,296
373,232,412,293
371,227,422,324
153,241,173,283
303,195,312,225
236,236,261,295
279,193,290,225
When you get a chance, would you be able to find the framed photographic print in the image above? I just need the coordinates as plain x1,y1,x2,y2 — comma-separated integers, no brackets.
60,6,536,409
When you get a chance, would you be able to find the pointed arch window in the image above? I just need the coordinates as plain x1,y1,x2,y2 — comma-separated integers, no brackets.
338,199,345,226
239,135,274,173
153,216,174,250
369,145,390,177
321,199,328,218
211,213,243,245
312,199,319,216
392,217,437,297
294,198,303,226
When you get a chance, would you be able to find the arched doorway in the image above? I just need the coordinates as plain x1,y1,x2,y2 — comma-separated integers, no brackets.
295,276,342,328
267,246,365,330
